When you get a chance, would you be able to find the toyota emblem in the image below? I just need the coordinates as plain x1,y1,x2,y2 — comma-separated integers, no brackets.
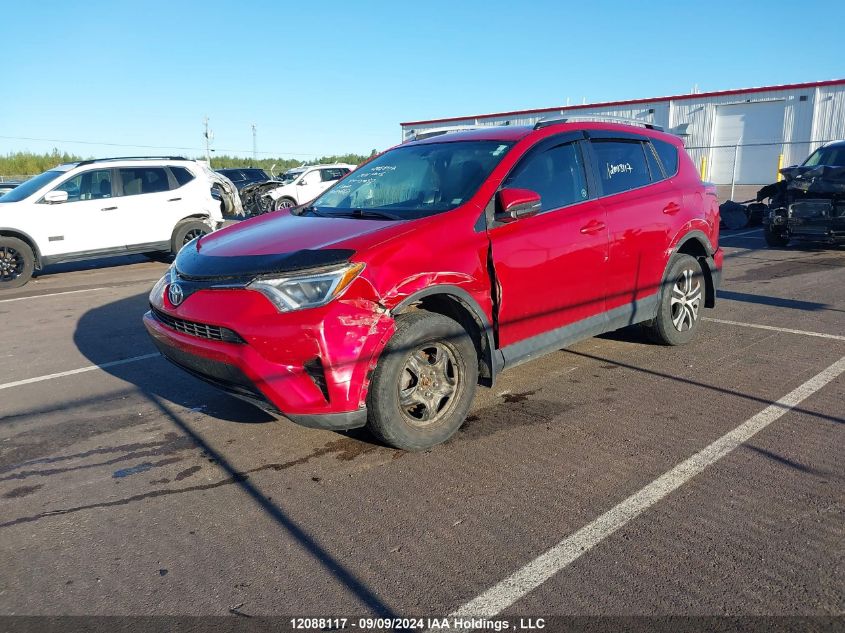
168,283,184,306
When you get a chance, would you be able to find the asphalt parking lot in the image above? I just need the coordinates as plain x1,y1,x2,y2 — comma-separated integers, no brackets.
1,230,843,629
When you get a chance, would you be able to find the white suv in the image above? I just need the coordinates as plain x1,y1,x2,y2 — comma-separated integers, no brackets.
0,157,241,288
266,163,355,210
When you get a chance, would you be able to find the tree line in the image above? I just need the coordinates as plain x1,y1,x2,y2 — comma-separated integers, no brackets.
0,149,379,178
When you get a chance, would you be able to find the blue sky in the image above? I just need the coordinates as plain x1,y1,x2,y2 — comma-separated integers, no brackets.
2,0,844,162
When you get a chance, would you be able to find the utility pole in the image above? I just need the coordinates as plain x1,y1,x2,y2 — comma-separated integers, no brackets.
251,123,257,165
203,116,214,165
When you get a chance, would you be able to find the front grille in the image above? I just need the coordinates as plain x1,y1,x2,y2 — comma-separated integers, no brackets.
151,307,245,344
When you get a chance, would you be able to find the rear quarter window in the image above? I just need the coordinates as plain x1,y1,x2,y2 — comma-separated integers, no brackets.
652,139,679,177
170,166,195,187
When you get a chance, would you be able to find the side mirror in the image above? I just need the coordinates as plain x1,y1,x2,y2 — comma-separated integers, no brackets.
43,190,69,204
496,188,541,223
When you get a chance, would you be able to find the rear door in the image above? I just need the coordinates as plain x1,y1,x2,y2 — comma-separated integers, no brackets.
114,166,180,246
488,134,609,350
586,133,681,313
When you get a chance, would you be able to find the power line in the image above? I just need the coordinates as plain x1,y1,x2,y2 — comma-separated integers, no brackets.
0,134,320,157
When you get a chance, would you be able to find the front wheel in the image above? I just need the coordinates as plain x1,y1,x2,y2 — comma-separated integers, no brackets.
764,224,790,247
0,237,35,289
275,197,296,211
366,312,478,451
643,254,704,346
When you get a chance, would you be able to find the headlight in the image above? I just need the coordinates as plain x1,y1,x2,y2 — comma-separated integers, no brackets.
149,266,174,309
248,262,364,312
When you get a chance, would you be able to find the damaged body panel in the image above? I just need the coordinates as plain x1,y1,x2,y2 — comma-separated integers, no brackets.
762,142,845,246
203,166,245,217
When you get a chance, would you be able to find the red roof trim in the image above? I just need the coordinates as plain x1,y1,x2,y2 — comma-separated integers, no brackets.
400,78,845,127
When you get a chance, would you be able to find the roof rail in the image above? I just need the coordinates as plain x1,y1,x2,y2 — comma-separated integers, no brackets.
404,126,482,143
534,116,664,132
75,156,189,166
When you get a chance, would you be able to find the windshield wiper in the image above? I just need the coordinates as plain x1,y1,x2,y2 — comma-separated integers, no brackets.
330,208,404,221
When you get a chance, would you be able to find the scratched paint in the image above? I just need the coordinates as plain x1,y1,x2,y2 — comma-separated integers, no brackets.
112,463,155,478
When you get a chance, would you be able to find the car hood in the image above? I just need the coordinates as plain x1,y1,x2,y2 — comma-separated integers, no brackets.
176,210,409,280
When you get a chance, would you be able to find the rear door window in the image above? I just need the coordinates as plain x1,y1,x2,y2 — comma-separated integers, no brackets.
320,168,345,182
590,140,652,196
504,142,588,212
119,167,171,196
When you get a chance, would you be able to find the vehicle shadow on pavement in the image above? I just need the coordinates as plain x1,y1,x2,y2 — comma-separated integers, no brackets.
72,291,404,618
73,292,274,424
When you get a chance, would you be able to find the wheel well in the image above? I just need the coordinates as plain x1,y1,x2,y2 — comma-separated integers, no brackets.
676,238,715,308
0,230,42,269
394,293,494,387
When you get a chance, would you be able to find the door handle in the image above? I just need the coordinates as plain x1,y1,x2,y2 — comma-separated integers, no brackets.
101,206,118,211
662,202,681,215
167,197,182,202
579,219,606,235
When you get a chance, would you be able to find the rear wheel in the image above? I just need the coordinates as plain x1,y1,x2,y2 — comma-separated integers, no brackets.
0,237,34,289
171,219,211,255
643,254,704,346
764,224,790,247
366,312,477,451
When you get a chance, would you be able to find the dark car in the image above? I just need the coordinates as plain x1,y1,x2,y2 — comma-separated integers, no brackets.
763,140,845,247
215,168,272,191
0,180,23,196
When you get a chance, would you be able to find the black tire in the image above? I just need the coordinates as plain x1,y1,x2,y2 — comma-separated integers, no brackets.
171,219,211,255
0,236,35,289
366,311,478,451
764,224,790,247
275,197,296,211
643,254,705,346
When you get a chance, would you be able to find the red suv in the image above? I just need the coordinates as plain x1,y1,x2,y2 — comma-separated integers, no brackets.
144,120,722,450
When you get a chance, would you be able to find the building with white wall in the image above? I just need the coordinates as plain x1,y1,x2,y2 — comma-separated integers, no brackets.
400,79,845,186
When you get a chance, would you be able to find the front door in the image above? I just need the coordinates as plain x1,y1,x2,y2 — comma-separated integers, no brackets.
487,136,609,354
38,168,119,256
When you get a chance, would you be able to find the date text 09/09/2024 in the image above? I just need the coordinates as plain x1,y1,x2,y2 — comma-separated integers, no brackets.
289,617,547,630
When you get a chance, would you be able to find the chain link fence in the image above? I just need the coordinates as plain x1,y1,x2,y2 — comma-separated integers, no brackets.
684,139,835,201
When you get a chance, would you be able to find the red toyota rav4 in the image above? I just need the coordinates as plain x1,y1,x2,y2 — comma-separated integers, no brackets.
144,120,722,450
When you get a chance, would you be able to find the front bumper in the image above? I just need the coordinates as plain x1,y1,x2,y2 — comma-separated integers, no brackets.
143,281,394,430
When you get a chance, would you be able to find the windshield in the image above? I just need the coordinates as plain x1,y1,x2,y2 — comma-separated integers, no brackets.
0,170,66,203
279,170,303,184
803,145,845,167
311,140,512,219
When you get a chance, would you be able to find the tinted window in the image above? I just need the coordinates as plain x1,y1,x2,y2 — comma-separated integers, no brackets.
0,170,65,203
241,169,268,182
217,169,245,182
803,145,845,167
119,167,171,196
644,143,664,180
591,140,651,196
171,167,195,187
55,169,113,202
505,142,588,212
652,139,679,177
320,168,345,182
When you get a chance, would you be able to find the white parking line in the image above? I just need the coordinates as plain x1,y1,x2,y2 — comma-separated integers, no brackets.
0,288,107,303
0,353,159,391
705,317,845,342
442,355,845,620
720,228,763,239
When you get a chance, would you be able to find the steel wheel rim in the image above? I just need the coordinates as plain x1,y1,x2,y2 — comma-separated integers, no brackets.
670,268,702,332
183,228,207,245
397,342,460,427
0,246,24,282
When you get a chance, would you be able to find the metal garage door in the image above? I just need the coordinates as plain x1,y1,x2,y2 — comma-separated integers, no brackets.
710,101,786,185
